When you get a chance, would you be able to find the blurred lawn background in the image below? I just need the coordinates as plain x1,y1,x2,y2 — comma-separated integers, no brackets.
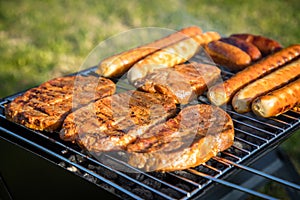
0,0,299,198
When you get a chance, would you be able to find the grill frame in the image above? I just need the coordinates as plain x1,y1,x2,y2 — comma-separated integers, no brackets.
1,63,300,199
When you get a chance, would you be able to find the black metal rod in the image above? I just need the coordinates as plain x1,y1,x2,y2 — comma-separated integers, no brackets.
187,169,278,200
215,157,300,191
0,127,144,200
226,110,284,131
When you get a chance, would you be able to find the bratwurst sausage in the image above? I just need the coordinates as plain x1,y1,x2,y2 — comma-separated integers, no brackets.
252,78,300,118
232,58,300,113
230,33,282,56
220,37,262,61
207,44,300,106
192,31,221,46
127,31,220,84
204,40,251,71
127,36,200,84
96,26,202,77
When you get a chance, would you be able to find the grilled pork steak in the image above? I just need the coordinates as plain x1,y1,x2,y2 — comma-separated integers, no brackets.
60,90,177,152
127,104,234,172
134,62,221,104
5,75,116,132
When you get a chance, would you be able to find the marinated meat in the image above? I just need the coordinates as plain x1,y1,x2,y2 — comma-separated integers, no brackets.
134,62,221,104
5,75,116,132
60,90,177,152
127,104,234,172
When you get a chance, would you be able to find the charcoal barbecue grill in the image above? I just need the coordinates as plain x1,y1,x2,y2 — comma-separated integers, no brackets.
0,51,300,200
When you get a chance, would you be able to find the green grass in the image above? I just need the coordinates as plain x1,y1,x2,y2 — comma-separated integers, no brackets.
0,0,299,198
1,0,299,98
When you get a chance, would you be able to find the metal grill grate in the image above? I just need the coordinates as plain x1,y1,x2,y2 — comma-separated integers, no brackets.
1,61,300,199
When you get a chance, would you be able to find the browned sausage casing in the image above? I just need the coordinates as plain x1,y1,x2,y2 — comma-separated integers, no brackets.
230,33,283,56
220,37,262,61
127,36,200,84
193,31,221,45
207,44,300,106
205,40,251,71
232,59,300,113
127,31,220,83
97,26,202,77
252,78,300,118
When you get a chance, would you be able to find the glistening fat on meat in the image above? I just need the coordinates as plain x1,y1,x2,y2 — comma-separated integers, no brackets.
134,62,221,104
60,90,177,151
127,104,234,172
5,75,116,132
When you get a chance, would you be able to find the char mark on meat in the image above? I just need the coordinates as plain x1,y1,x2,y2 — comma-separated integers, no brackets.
5,75,116,132
60,90,177,152
127,104,234,172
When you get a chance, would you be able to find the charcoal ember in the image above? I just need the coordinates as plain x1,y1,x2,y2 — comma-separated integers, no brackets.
142,178,161,189
206,159,219,168
118,176,134,187
161,188,181,198
129,173,144,181
115,186,132,200
96,166,118,180
205,160,212,166
233,141,243,149
228,147,247,158
215,162,227,171
98,182,115,194
83,173,97,183
58,162,66,168
176,183,191,192
61,149,68,154
67,166,80,175
198,177,208,185
76,154,87,163
87,164,97,171
194,165,211,174
148,172,167,180
132,187,153,199
69,155,77,163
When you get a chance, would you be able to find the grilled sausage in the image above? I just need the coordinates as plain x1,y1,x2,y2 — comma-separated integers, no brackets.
230,33,282,56
192,31,221,45
204,40,252,71
127,36,199,84
207,44,300,106
252,78,300,118
96,26,202,77
232,59,300,113
127,31,220,84
220,37,262,61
